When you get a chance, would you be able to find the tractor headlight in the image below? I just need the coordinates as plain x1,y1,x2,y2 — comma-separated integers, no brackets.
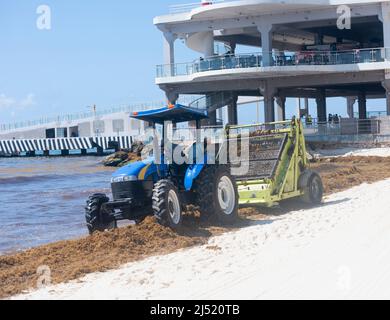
111,176,121,183
123,175,138,182
111,175,138,183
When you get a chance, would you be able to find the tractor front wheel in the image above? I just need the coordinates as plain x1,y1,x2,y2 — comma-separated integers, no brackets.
85,194,117,234
194,166,239,224
153,180,183,229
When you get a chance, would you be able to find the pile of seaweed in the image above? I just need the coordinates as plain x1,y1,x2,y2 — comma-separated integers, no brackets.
102,142,145,167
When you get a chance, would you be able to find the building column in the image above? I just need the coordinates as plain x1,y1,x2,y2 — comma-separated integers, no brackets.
382,80,390,116
358,92,367,119
163,32,176,76
304,98,309,117
264,95,275,123
275,96,286,121
346,97,356,118
316,89,327,122
297,97,309,118
203,31,215,58
165,91,178,105
217,108,224,125
260,81,276,123
256,23,273,67
206,94,217,126
227,95,238,125
163,32,176,65
380,2,390,51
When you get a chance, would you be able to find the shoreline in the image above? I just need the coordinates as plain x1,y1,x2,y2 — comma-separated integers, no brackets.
2,154,390,299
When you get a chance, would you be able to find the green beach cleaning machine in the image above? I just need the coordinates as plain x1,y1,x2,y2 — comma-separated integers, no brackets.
228,119,323,206
85,104,323,234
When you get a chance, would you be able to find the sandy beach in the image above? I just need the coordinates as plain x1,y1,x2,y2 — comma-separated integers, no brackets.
11,178,390,300
0,150,388,300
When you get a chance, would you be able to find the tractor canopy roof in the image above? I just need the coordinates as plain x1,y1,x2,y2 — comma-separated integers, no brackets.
130,104,208,124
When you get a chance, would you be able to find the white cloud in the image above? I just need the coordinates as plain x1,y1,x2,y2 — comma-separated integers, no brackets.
0,94,16,109
19,93,36,108
0,93,36,109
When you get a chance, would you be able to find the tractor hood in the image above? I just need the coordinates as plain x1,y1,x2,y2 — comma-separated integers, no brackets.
111,157,155,182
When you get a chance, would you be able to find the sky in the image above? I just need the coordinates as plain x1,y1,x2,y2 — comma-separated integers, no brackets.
0,0,386,126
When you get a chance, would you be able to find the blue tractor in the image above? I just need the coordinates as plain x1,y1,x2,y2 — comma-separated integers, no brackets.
85,104,239,233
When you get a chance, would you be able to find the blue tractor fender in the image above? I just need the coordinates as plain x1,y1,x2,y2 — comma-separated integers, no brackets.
184,164,206,191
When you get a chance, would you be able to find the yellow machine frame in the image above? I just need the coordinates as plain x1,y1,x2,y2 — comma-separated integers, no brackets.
227,119,308,206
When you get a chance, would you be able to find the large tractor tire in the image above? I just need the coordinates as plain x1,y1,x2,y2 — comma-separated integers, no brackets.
194,165,239,224
85,194,117,234
152,180,183,229
299,170,324,205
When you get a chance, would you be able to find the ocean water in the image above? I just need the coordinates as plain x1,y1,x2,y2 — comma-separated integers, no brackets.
0,156,115,255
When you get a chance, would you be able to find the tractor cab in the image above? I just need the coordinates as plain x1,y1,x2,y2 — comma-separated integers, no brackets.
129,104,213,187
131,103,210,165
85,104,239,234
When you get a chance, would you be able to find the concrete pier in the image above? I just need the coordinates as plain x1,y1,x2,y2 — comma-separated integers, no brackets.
0,136,133,157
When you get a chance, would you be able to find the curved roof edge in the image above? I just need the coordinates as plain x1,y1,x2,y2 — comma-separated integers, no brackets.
154,0,386,26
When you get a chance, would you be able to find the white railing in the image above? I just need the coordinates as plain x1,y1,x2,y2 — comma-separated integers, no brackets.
157,48,390,78
0,96,206,133
303,118,390,137
169,0,227,14
0,101,165,133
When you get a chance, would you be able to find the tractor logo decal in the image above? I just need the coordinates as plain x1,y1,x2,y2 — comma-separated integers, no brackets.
138,163,152,181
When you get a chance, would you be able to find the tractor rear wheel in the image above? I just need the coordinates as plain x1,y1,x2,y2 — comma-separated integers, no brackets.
194,166,239,224
153,180,183,229
299,170,324,205
85,194,117,234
